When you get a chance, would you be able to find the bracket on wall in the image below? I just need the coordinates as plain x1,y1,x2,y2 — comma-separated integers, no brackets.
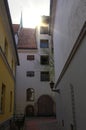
49,81,60,94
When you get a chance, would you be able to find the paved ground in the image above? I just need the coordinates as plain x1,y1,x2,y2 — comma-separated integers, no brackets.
24,117,58,130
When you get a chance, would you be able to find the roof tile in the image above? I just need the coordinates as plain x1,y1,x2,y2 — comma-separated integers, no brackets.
17,28,37,49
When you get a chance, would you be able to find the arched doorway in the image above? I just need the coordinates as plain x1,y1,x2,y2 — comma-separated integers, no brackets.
25,105,34,117
37,95,54,116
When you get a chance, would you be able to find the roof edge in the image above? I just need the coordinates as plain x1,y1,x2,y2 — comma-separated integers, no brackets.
4,0,19,65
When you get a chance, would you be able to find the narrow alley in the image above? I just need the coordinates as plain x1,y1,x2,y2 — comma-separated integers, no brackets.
0,0,86,130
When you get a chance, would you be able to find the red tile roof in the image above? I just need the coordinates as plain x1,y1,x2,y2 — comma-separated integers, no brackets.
12,24,37,49
17,28,37,49
13,24,19,33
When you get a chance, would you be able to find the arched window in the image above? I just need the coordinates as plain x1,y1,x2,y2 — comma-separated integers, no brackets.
26,88,34,101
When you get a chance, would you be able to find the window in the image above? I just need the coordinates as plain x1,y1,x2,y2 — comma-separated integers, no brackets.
27,55,34,60
40,40,49,48
40,26,48,34
26,71,35,77
62,120,64,127
70,124,74,130
11,58,13,70
4,39,8,57
40,55,49,65
26,88,35,101
40,71,50,81
0,84,6,113
10,91,12,112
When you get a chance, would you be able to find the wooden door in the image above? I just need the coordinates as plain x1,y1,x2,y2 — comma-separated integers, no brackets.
26,105,34,117
37,95,54,116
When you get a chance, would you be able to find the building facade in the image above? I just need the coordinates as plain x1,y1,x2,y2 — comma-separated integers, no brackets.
0,0,19,129
14,16,56,117
50,0,86,130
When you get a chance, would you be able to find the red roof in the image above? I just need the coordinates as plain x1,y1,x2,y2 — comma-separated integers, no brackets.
17,28,37,49
13,24,19,33
12,24,37,49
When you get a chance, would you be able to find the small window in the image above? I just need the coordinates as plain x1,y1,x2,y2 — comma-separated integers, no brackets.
10,91,12,112
40,40,49,48
62,120,64,127
27,55,34,60
26,88,35,101
26,71,35,77
40,26,48,34
40,55,49,65
0,84,6,114
40,71,50,81
11,58,13,70
70,124,74,130
4,39,8,57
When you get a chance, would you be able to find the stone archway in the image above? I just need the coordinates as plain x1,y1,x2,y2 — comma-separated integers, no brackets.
25,105,34,117
37,95,54,116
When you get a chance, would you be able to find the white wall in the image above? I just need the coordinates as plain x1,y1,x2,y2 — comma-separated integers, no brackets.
53,0,86,129
16,18,55,115
53,0,86,80
56,35,86,130
16,49,55,114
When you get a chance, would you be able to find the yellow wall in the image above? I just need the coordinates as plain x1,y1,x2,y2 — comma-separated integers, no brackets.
0,18,5,52
0,55,14,123
0,18,16,76
0,14,16,123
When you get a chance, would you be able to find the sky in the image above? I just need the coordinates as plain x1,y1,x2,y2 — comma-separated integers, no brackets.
8,0,50,28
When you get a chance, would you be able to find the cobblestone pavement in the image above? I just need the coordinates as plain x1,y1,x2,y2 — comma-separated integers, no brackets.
24,117,58,130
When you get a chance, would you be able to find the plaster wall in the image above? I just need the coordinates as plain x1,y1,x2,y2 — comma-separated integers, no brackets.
53,0,86,81
16,51,55,114
56,33,86,130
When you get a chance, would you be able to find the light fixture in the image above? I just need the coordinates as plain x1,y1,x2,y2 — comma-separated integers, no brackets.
50,81,60,94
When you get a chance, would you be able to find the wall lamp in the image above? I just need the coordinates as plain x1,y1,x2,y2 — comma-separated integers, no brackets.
50,81,60,94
